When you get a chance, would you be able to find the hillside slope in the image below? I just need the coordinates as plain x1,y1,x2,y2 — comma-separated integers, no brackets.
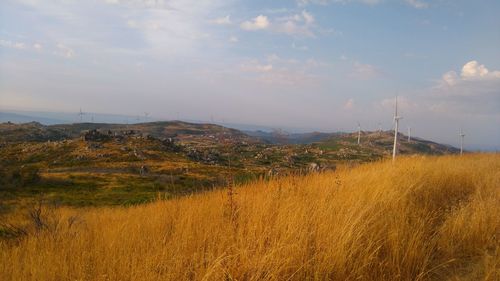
1,154,498,281
316,131,459,156
0,121,256,145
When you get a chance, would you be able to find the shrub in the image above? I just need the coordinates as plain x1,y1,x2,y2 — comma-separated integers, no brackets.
19,165,41,186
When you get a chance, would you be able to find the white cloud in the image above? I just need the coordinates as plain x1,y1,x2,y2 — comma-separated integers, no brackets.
440,60,500,87
302,10,315,24
267,54,281,62
405,0,428,9
380,96,418,112
298,0,381,7
126,19,139,28
277,20,306,36
33,43,43,50
305,58,328,68
292,42,309,51
237,55,326,85
262,8,289,14
240,15,270,31
112,0,229,57
102,0,175,9
10,0,213,59
344,98,354,110
276,12,315,37
242,11,317,37
0,40,26,50
461,60,500,80
55,43,75,58
210,15,231,25
14,42,26,49
229,36,239,43
441,71,459,86
0,40,44,52
352,62,379,79
300,0,427,9
256,64,273,72
299,0,431,8
241,61,273,72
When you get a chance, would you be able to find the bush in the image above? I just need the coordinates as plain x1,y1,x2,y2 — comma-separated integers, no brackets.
21,165,41,186
5,165,42,187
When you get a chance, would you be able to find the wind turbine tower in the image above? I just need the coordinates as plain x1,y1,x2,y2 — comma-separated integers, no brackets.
357,122,361,145
392,96,402,162
459,129,465,155
78,108,85,122
408,126,411,142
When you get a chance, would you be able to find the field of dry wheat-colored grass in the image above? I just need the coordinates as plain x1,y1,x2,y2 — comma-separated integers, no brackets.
1,154,499,281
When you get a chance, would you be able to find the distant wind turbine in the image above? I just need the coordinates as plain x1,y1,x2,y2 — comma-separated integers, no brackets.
459,128,465,155
407,126,411,142
144,112,150,122
78,108,85,122
357,122,361,145
392,96,402,162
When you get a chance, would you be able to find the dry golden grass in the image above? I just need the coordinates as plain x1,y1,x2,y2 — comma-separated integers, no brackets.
1,154,499,281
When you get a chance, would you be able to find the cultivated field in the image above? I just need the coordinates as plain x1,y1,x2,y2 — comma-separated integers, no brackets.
1,154,498,280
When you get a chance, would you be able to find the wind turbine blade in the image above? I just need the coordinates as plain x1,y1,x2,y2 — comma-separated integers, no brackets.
395,96,398,117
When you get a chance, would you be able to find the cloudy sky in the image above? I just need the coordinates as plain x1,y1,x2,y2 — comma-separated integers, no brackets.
0,0,499,149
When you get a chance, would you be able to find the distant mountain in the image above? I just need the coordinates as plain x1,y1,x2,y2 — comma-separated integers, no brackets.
0,110,144,125
0,112,66,125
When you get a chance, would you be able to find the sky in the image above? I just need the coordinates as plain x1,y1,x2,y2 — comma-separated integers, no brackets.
0,0,499,150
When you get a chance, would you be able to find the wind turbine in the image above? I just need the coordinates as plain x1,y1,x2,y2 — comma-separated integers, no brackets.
459,128,465,155
78,108,85,122
392,96,402,162
357,122,361,145
144,112,150,122
407,126,411,142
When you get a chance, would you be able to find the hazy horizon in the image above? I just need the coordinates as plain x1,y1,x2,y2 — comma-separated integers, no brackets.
1,108,497,151
1,0,499,150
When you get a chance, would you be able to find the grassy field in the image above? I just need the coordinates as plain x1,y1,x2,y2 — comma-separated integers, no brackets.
0,154,498,280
